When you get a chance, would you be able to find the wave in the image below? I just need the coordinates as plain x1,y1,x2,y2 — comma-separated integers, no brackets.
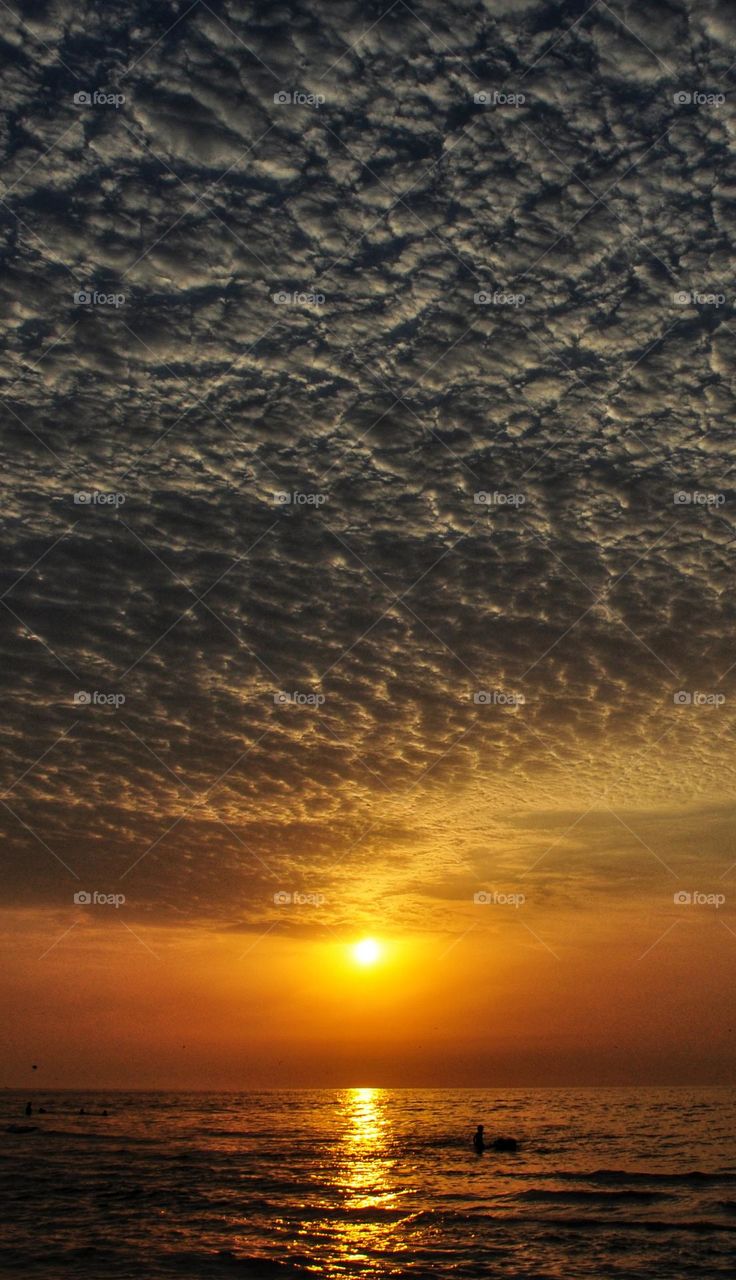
197,1130,273,1140
167,1251,315,1277
2,1246,316,1279
514,1189,672,1203
411,1208,736,1232
502,1169,736,1185
10,1127,158,1145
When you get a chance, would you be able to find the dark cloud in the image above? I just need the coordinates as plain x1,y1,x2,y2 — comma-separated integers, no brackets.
1,0,736,933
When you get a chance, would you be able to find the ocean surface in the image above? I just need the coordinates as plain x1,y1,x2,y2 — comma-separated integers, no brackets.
2,1088,736,1278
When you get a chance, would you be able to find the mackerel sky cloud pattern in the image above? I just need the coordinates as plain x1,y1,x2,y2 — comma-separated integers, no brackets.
1,0,736,943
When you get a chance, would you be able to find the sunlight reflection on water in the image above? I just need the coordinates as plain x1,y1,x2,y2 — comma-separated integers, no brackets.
3,1089,736,1278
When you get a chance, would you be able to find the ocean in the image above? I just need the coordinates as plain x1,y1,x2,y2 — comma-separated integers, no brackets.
2,1088,735,1278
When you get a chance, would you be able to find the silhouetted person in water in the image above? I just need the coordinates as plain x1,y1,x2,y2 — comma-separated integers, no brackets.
25,1102,32,1116
472,1121,519,1154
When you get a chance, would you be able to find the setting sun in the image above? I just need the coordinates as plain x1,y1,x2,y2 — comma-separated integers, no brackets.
352,938,382,967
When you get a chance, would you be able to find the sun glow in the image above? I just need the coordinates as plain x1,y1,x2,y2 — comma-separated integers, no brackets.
352,938,382,967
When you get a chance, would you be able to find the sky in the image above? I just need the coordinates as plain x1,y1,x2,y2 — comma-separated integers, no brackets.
1,0,736,1088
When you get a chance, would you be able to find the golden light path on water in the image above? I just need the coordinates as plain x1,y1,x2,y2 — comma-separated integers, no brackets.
324,1088,411,1274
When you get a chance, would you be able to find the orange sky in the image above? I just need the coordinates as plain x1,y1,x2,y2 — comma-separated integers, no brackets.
3,900,734,1088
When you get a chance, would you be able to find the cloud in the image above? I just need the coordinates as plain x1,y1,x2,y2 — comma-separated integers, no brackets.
1,0,735,936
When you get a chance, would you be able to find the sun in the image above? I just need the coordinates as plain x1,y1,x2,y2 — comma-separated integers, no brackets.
352,938,382,967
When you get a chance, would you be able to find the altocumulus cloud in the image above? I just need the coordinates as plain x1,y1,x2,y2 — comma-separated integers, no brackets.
1,0,736,933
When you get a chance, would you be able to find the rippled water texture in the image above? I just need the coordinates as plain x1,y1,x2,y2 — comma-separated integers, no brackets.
2,1088,736,1277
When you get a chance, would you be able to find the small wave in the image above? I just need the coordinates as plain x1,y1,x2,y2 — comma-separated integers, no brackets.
177,1251,316,1277
3,1246,317,1279
583,1168,736,1185
197,1129,269,1139
514,1189,672,1204
275,1204,418,1224
411,1208,736,1232
501,1168,736,1185
26,1127,157,1145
